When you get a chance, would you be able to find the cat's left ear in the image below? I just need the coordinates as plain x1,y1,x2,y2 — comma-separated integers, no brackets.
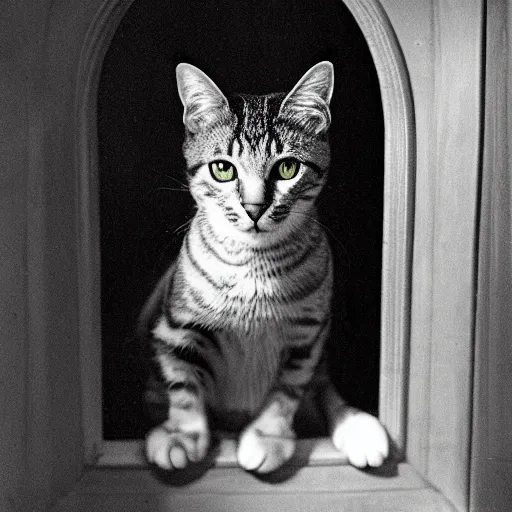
279,61,334,135
176,63,230,133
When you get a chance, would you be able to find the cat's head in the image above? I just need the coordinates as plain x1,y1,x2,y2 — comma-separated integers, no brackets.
176,62,333,244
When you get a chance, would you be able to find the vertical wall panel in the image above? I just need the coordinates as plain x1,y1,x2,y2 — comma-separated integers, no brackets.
0,3,30,509
471,2,512,510
426,2,483,508
382,1,484,510
0,0,106,509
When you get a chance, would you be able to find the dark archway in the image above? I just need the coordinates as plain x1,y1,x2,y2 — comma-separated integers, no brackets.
98,0,384,439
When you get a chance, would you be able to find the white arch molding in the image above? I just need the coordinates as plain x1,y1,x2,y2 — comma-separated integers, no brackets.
76,0,414,464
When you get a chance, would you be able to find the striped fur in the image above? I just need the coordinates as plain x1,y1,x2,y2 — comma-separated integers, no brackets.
141,62,389,473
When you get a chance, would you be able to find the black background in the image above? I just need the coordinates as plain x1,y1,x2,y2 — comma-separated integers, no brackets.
98,0,383,439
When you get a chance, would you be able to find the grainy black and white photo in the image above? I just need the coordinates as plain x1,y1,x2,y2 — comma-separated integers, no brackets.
2,0,509,511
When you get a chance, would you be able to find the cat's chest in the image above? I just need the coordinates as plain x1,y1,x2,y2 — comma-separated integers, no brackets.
169,227,331,329
180,242,295,306
185,227,311,297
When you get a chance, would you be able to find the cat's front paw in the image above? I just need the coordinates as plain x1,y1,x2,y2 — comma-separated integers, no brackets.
237,425,296,473
331,409,389,468
146,419,210,470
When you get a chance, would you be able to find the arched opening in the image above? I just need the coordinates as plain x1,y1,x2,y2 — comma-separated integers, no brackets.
98,0,384,440
84,0,413,452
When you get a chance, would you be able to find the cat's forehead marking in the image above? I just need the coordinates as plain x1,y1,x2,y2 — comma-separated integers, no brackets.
227,94,285,159
182,92,329,174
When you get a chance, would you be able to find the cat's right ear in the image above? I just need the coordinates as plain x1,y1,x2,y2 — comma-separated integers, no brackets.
176,63,230,133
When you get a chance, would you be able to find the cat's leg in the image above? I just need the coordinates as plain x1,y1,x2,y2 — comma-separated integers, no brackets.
237,319,329,473
145,316,213,470
319,380,389,468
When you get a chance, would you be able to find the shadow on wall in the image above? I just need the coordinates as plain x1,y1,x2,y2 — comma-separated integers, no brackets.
98,0,384,439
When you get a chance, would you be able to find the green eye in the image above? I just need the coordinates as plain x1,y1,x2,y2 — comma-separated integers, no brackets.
274,159,300,180
209,161,236,182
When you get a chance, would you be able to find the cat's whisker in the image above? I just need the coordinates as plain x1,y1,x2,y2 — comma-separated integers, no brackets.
159,173,189,189
142,188,189,205
160,187,189,193
150,219,195,266
288,209,349,258
172,217,194,236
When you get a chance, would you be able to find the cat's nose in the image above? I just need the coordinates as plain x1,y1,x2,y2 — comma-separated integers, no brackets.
243,203,265,222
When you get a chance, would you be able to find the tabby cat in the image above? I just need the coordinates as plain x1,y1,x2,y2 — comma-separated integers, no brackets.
139,61,388,473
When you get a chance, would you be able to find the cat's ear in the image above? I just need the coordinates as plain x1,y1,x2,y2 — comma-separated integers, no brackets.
176,63,230,133
279,61,334,135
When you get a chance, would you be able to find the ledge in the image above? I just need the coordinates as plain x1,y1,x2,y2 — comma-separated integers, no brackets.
53,439,457,511
55,461,455,512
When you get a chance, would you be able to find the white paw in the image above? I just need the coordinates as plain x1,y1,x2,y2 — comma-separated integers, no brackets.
331,410,389,468
146,420,210,470
237,426,296,473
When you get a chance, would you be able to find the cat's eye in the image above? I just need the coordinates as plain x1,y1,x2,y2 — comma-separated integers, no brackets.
272,158,300,180
209,161,237,182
